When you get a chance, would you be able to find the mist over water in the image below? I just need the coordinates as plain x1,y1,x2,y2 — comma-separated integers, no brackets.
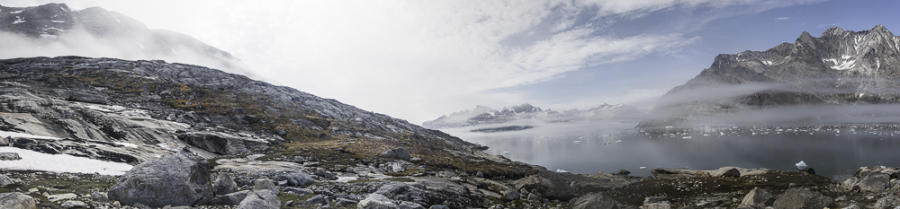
445,121,900,179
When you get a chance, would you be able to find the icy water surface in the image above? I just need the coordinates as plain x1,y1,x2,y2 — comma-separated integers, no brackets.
445,122,900,179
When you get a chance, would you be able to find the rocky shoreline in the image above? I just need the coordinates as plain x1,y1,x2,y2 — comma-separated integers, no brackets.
3,145,900,209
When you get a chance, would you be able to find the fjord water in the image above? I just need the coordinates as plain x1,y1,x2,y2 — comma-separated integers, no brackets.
445,122,900,179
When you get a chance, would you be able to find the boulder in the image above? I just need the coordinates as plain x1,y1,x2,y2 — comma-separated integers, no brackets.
360,193,399,209
108,151,213,207
305,194,327,205
60,200,88,208
739,187,773,208
0,174,14,187
91,191,108,202
874,195,900,209
214,174,238,195
381,148,411,160
772,188,832,209
570,192,621,209
275,172,314,187
710,167,740,178
210,190,250,205
236,190,280,209
0,192,36,209
0,152,21,160
252,178,278,193
858,173,890,192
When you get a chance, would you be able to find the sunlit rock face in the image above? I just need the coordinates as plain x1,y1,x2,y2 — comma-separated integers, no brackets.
0,3,250,76
643,25,900,128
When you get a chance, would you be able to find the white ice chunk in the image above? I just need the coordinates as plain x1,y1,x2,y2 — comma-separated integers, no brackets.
795,160,807,170
12,16,25,24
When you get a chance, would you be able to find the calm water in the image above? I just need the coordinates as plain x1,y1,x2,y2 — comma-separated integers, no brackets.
444,122,900,179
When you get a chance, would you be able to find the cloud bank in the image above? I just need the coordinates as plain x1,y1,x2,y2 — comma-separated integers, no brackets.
0,0,822,123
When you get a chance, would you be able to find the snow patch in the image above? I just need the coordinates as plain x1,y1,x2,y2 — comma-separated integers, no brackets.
12,16,25,24
10,10,23,14
0,130,60,140
822,57,856,70
761,60,773,65
0,147,133,175
114,142,139,148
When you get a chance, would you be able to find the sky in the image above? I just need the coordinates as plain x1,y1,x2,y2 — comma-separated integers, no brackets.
1,0,898,124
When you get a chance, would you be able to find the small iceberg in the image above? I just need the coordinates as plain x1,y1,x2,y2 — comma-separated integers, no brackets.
795,160,808,170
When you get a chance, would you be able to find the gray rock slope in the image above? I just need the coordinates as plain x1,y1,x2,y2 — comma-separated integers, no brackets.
643,25,900,128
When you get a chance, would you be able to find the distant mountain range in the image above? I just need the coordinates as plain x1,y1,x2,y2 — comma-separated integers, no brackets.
423,103,641,131
0,3,250,75
642,25,900,128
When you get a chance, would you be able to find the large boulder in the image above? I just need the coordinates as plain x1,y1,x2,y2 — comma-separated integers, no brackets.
874,195,900,209
0,174,14,187
843,167,897,192
214,174,238,195
0,192,36,209
275,172,315,187
236,190,280,209
771,188,832,209
0,152,21,160
108,150,213,207
738,187,773,208
381,148,411,161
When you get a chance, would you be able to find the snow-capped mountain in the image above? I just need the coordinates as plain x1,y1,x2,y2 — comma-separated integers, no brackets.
423,103,639,130
0,3,249,76
642,25,900,128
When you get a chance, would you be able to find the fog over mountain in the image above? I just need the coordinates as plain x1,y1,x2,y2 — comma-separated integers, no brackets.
0,3,251,76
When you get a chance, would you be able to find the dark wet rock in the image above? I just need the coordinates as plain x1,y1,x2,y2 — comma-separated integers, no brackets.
772,188,832,209
381,148,411,160
275,172,314,187
178,131,268,155
614,169,631,176
0,152,21,160
711,167,740,178
108,151,213,207
236,190,280,209
739,187,773,208
214,174,238,195
570,192,621,209
0,192,36,209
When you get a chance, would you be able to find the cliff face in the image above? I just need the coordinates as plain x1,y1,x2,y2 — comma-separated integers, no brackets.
644,25,900,128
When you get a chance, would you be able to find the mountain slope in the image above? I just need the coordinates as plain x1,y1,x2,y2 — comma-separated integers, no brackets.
0,3,249,76
643,25,900,128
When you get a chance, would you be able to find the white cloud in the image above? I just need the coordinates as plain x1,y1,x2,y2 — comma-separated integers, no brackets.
0,0,819,124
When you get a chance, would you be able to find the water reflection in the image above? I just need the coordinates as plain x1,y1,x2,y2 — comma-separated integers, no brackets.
444,122,900,179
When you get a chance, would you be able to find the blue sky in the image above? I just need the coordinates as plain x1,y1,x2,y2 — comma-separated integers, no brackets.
1,0,897,124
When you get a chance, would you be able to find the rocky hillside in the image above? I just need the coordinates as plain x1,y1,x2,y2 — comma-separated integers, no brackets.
642,25,900,129
0,3,248,75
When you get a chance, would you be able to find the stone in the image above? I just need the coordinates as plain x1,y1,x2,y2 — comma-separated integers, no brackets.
210,190,250,205
305,194,327,205
108,151,213,208
641,201,671,209
772,188,832,209
502,190,520,200
874,195,900,209
275,172,314,187
282,187,313,195
60,200,88,208
334,197,358,207
91,191,108,202
711,167,741,178
399,201,425,209
614,169,631,176
0,152,21,160
739,187,773,208
381,148,411,160
858,173,890,192
177,132,268,155
570,192,620,209
0,192,37,209
429,205,450,209
0,175,14,187
236,190,280,209
47,193,77,202
214,174,238,195
359,193,398,209
252,178,277,193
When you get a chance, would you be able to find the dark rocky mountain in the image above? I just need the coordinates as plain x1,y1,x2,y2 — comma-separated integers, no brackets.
0,3,249,75
642,25,900,128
